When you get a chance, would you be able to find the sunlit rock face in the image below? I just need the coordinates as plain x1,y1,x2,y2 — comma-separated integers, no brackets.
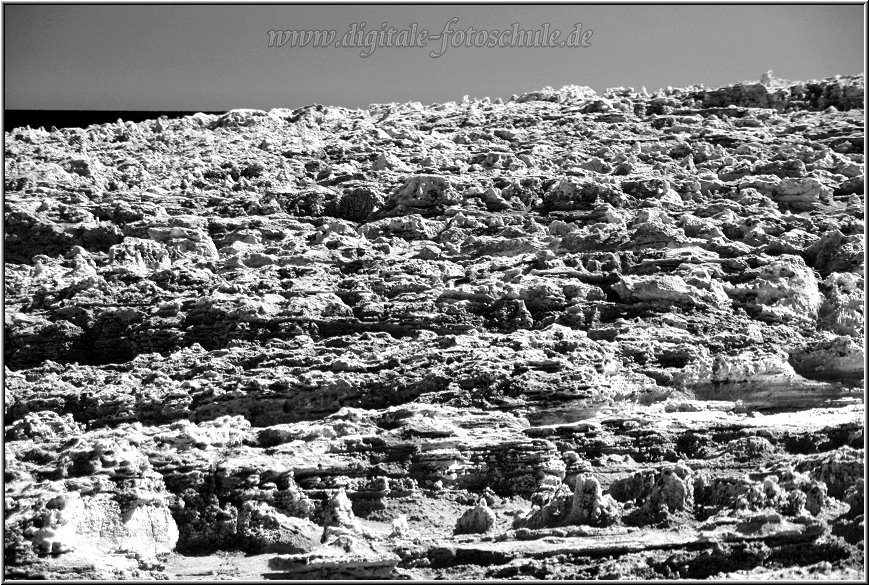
3,73,864,580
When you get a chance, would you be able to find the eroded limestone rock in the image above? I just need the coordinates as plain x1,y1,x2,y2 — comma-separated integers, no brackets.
3,72,864,580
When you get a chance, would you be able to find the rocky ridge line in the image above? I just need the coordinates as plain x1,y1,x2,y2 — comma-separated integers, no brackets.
3,73,865,580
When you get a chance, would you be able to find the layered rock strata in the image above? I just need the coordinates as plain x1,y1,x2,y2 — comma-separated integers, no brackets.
3,73,865,580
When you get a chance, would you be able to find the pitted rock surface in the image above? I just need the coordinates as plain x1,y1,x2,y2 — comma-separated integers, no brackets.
4,73,864,580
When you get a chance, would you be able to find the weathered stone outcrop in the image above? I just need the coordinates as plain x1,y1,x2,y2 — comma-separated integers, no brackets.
3,73,864,580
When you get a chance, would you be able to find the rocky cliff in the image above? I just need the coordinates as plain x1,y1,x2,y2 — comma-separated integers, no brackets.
3,73,865,580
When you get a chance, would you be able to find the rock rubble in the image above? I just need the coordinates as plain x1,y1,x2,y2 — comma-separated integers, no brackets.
3,73,865,579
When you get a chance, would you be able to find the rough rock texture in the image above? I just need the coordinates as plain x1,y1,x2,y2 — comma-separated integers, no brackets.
454,499,497,534
3,73,865,580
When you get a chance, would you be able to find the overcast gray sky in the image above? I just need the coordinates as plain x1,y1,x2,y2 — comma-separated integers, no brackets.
3,3,865,110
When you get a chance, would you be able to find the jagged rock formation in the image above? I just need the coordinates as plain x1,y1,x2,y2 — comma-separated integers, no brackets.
454,499,497,534
3,73,865,580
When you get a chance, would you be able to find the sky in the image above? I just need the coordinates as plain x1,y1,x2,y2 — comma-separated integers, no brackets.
3,3,865,111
